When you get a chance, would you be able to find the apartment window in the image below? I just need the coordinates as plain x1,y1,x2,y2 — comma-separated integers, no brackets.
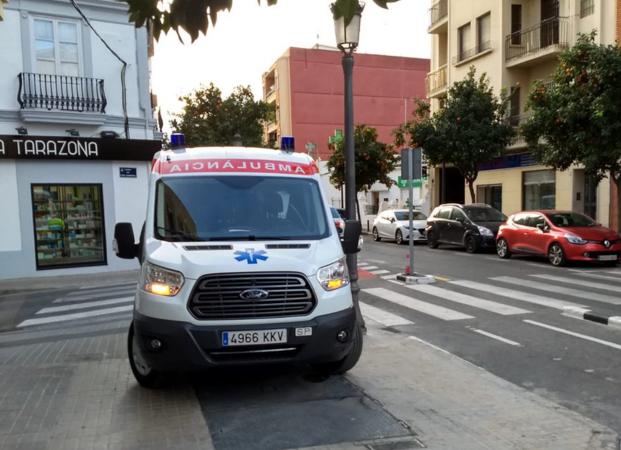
511,4,522,45
476,13,491,53
32,184,106,269
523,170,556,210
580,0,594,18
33,18,80,76
509,86,520,125
458,23,471,61
477,184,502,211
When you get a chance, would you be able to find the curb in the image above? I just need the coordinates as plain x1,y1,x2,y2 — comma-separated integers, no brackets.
562,307,621,330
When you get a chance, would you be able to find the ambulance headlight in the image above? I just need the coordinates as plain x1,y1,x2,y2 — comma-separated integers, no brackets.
140,262,184,296
317,258,350,291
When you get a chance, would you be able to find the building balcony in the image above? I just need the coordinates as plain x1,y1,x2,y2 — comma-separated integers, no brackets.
505,17,570,68
506,113,531,149
426,64,447,98
452,41,493,66
18,72,107,113
428,0,447,34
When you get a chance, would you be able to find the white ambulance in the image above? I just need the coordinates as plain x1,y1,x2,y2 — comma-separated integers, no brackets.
114,145,363,387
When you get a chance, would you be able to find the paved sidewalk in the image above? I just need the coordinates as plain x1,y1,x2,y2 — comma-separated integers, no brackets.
0,270,139,295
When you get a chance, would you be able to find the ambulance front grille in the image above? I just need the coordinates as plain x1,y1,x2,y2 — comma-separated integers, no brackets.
188,272,317,320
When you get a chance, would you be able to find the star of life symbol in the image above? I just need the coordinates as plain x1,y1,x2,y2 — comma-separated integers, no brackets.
234,249,268,264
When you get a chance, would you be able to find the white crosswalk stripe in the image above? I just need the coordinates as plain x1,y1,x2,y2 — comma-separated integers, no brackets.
491,276,621,305
54,289,136,303
78,282,137,291
361,266,379,270
18,305,133,328
358,262,371,267
365,286,473,321
360,302,413,327
567,270,621,282
449,280,585,310
38,297,134,315
531,274,621,294
407,284,530,316
368,269,391,275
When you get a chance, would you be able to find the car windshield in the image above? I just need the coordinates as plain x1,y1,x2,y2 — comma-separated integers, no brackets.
545,212,595,227
463,207,506,222
395,211,427,221
155,175,329,241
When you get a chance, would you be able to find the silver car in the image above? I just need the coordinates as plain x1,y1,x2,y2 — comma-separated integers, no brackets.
372,209,428,244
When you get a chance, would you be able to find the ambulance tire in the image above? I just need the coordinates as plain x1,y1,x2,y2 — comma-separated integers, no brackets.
315,323,364,375
128,322,168,388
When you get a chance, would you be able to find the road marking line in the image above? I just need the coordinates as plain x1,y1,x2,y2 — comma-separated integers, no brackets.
381,274,398,280
449,280,585,310
468,327,522,347
54,289,136,303
17,305,133,328
38,297,134,314
358,262,371,267
433,275,451,282
531,274,621,293
78,282,137,291
523,319,621,350
362,265,379,270
408,284,530,315
603,269,621,275
366,286,473,321
368,269,391,275
567,270,621,282
492,276,621,305
365,259,387,264
360,302,413,327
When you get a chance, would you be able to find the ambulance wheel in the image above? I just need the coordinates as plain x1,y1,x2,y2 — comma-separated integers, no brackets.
128,322,167,388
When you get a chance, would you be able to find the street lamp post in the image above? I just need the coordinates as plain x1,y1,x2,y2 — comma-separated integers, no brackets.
332,2,364,329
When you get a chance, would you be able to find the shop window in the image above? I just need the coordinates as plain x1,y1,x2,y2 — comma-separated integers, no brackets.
477,184,502,211
31,184,106,269
523,170,555,210
33,18,80,76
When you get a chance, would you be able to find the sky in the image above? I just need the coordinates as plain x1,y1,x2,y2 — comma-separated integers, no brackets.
151,0,432,128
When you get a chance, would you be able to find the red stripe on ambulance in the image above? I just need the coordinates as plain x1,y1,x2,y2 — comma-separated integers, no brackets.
158,158,318,175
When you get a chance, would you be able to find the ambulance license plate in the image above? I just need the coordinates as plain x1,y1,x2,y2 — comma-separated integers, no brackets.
222,329,287,347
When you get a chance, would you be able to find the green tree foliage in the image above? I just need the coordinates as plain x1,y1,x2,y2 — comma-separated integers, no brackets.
327,125,398,193
521,33,621,227
395,68,514,203
171,83,274,147
124,0,399,42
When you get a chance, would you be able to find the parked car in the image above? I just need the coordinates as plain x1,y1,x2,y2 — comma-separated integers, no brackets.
426,203,506,253
496,210,621,266
330,207,346,237
372,209,428,245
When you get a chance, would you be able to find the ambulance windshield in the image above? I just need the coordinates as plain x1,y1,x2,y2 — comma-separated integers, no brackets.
155,176,330,241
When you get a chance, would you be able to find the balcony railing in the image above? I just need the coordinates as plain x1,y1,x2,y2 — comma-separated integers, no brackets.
17,73,107,113
426,64,447,96
505,17,569,62
452,41,492,65
506,113,531,146
429,0,447,27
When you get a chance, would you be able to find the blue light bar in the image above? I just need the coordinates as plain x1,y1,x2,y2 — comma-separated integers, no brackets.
170,132,185,148
281,136,295,152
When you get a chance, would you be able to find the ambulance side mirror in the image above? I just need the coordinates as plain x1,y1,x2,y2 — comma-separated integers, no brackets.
114,223,139,259
341,220,362,254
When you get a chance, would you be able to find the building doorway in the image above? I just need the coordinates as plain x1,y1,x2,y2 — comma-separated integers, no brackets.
584,175,597,220
540,0,560,48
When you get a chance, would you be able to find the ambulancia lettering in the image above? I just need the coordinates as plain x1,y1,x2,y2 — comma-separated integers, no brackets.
159,158,317,175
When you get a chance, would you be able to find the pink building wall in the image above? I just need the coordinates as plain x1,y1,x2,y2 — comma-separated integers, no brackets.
288,47,429,160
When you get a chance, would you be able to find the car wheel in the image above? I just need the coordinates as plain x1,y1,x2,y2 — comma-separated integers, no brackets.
427,230,439,248
314,323,363,375
395,229,404,245
465,235,478,254
128,322,167,388
548,243,566,267
372,227,381,242
496,238,511,259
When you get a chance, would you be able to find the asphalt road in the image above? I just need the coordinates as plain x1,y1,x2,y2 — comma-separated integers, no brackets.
357,237,621,433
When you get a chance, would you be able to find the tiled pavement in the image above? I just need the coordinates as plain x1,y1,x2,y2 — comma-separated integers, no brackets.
0,329,214,450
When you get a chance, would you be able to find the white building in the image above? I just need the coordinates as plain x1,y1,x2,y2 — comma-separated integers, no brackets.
0,0,160,280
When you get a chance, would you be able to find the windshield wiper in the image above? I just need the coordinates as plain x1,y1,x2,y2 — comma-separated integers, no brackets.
156,226,200,242
208,235,289,241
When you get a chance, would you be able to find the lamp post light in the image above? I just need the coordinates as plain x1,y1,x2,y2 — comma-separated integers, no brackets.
332,1,364,329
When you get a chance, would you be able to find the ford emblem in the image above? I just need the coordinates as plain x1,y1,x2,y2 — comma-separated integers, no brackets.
239,289,269,300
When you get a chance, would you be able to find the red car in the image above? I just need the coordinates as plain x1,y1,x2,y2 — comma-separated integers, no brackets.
496,210,621,267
